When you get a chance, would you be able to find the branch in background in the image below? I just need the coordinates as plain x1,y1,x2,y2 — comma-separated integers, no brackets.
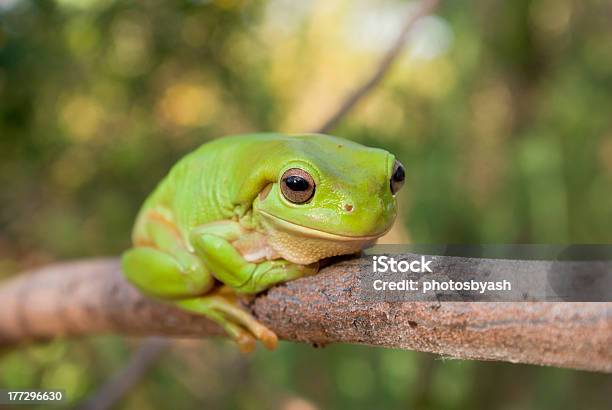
1,257,610,373
316,0,440,133
77,337,170,410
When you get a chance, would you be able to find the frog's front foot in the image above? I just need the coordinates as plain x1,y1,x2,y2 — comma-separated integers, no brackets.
177,288,277,352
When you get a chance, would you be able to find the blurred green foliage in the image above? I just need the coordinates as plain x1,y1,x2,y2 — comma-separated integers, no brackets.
0,0,611,409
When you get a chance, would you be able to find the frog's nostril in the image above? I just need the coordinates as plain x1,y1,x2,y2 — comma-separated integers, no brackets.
344,204,354,213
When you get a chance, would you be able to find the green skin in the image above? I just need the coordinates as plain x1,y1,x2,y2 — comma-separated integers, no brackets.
122,133,401,351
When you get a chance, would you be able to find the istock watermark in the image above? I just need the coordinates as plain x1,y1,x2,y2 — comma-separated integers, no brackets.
359,245,612,302
372,255,433,273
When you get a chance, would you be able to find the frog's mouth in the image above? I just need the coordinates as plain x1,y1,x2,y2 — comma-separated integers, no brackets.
257,210,389,241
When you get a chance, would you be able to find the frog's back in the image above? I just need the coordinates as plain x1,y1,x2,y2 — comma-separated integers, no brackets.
131,132,374,245
131,134,285,243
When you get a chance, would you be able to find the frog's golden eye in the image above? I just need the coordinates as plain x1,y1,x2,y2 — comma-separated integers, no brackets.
390,160,405,195
280,168,315,204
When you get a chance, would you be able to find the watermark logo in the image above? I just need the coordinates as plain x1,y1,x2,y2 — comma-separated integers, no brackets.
359,245,612,302
372,255,433,273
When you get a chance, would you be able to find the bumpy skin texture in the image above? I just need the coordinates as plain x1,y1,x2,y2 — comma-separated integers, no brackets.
122,133,401,351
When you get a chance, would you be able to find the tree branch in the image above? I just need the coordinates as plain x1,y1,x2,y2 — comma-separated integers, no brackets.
1,257,610,373
316,0,440,133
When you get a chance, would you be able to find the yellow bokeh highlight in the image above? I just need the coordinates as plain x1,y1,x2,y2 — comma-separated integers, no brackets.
396,58,456,100
60,95,105,141
156,82,220,128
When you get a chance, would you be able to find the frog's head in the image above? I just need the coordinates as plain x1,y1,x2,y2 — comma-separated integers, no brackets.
248,134,405,264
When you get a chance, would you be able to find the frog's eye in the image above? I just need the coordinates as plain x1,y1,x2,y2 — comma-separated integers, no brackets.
280,168,315,204
390,160,405,195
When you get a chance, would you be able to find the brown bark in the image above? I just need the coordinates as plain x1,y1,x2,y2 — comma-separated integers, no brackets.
0,257,610,373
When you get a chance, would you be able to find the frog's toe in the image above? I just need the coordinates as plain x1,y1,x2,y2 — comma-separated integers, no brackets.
215,314,257,353
206,295,279,351
258,327,278,350
231,318,275,352
236,331,257,353
177,293,278,351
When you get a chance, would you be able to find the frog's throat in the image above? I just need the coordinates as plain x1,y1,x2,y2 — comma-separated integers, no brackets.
255,210,385,264
256,210,388,241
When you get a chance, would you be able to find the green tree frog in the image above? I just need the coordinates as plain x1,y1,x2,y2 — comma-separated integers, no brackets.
122,133,405,351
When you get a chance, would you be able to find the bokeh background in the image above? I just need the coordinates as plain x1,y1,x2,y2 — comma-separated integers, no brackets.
1,0,611,409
